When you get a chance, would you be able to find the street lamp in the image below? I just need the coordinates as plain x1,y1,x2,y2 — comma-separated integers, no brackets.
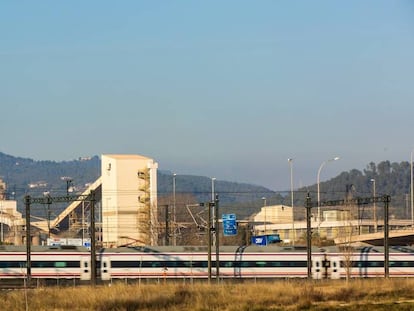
211,177,217,245
60,176,73,196
172,173,177,246
411,150,414,228
43,191,51,239
211,178,216,202
0,199,3,243
262,197,267,235
370,178,377,232
288,158,295,244
317,157,340,227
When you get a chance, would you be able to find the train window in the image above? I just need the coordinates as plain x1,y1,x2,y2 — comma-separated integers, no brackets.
0,261,26,268
230,261,308,268
111,261,141,268
241,262,250,268
290,261,307,268
368,261,383,268
220,261,233,268
166,261,182,268
389,261,414,267
183,261,192,268
190,261,205,268
199,261,208,268
31,261,80,268
342,261,384,268
55,262,67,268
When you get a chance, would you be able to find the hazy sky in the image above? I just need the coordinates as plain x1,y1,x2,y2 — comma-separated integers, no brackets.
1,1,413,191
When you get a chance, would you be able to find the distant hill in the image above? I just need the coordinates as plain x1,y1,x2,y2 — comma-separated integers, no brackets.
291,160,412,220
0,152,101,198
0,152,274,217
0,152,411,220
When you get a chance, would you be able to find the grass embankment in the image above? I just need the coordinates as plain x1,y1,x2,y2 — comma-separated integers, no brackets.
2,279,414,311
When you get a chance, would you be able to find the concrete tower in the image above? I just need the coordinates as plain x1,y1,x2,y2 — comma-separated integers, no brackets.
101,154,158,247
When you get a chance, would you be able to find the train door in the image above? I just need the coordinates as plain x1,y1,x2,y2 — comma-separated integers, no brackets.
329,256,341,279
100,256,111,281
312,257,323,279
80,256,91,281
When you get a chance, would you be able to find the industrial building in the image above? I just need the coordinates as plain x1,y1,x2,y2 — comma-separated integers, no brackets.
0,179,24,245
2,154,159,248
101,154,158,247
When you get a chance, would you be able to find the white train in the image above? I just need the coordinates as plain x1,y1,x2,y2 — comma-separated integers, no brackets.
0,245,91,283
99,245,325,280
1,245,414,283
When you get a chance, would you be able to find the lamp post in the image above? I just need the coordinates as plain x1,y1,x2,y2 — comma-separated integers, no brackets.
60,176,73,196
411,150,414,228
211,177,217,246
211,178,216,202
43,191,51,239
262,197,267,235
0,199,3,243
0,183,4,243
172,173,177,246
211,177,216,225
317,157,340,228
288,158,295,245
370,178,377,232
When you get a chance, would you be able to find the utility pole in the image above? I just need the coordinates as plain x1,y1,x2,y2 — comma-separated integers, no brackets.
165,205,169,246
305,193,312,280
24,195,31,285
207,201,212,284
24,191,97,286
172,173,176,246
312,194,391,279
384,195,390,278
215,195,219,283
46,193,52,239
89,190,97,285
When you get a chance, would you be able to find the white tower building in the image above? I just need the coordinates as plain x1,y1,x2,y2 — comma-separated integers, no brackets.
101,154,158,247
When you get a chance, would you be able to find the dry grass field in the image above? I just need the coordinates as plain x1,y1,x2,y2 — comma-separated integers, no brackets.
2,279,414,311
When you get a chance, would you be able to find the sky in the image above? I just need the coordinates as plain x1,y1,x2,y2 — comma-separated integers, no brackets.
1,1,414,191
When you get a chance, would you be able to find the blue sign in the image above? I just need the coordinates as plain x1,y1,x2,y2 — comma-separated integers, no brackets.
267,234,281,244
251,234,281,246
222,214,237,236
251,235,267,246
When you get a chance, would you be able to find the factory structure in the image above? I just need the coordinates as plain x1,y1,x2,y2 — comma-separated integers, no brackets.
101,154,158,247
0,154,159,248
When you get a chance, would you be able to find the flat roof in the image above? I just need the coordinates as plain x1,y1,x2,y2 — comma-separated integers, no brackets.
102,154,153,160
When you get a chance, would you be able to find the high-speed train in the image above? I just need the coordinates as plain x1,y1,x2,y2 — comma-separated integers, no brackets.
1,244,414,283
0,245,91,283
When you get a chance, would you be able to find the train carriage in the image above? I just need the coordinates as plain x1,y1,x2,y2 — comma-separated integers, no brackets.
98,245,327,281
326,246,414,278
0,245,90,282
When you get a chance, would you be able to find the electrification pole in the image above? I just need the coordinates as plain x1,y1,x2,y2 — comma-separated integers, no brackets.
24,191,98,285
24,195,31,285
215,195,219,283
165,205,169,246
311,194,391,279
305,193,312,280
207,202,212,284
